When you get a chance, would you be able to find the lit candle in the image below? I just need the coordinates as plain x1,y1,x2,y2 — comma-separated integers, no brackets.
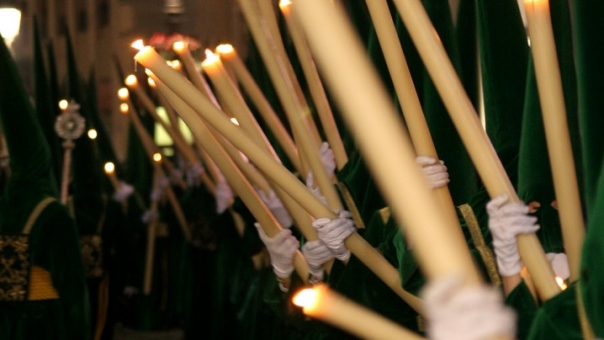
104,162,121,191
148,67,421,312
202,49,326,245
125,75,157,116
216,44,301,174
293,285,424,340
388,0,560,298
279,0,348,171
172,41,212,97
87,129,97,140
524,0,585,283
293,0,482,285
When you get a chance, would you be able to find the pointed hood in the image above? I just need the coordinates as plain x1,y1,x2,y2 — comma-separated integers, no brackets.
573,0,604,215
0,32,56,228
33,17,62,194
66,31,105,233
477,0,528,174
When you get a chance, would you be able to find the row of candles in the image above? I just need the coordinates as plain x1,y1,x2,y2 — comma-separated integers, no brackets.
49,0,576,338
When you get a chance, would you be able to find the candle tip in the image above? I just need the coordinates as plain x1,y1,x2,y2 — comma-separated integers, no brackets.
131,39,145,51
153,153,162,163
58,99,68,110
104,162,115,174
120,103,129,114
173,40,186,52
125,75,138,87
216,44,233,54
293,288,318,309
87,129,97,140
117,87,129,100
279,0,292,8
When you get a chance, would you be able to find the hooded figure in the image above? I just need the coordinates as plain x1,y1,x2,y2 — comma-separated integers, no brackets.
0,32,90,339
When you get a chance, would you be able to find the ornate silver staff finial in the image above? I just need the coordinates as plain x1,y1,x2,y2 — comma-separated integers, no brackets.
55,99,86,205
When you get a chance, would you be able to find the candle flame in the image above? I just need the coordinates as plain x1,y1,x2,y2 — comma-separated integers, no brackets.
104,162,115,174
120,103,129,114
279,0,292,8
216,44,234,55
293,288,318,309
87,129,98,140
202,49,219,66
555,277,567,290
170,60,182,70
58,99,68,110
125,74,138,87
117,87,129,100
230,118,239,126
153,153,162,163
173,41,186,52
148,77,157,88
131,39,145,51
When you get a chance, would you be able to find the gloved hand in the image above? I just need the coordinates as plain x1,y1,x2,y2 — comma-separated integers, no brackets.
546,252,570,281
150,176,171,202
255,223,299,280
415,156,449,188
141,209,159,224
319,141,336,179
312,210,356,261
186,163,205,187
257,189,293,228
487,194,539,277
422,275,516,340
112,182,134,203
170,168,183,186
215,180,233,214
305,172,328,206
302,240,334,283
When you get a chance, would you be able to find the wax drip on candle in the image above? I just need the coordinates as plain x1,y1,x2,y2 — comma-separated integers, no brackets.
132,39,145,72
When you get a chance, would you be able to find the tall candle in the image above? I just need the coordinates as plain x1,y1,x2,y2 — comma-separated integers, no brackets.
364,0,464,246
293,285,424,340
103,162,121,191
279,0,348,171
390,0,560,299
524,0,585,283
216,44,301,174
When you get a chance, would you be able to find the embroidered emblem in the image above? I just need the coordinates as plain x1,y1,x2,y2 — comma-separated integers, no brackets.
0,234,30,301
80,235,103,278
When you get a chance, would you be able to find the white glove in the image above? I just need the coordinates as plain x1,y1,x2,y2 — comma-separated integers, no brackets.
416,156,449,188
305,172,328,206
141,209,159,224
257,189,293,228
255,223,299,280
112,182,134,203
546,252,570,280
170,168,183,185
215,180,233,214
302,240,334,283
319,141,336,179
487,194,540,277
312,210,356,261
186,163,205,187
422,275,516,340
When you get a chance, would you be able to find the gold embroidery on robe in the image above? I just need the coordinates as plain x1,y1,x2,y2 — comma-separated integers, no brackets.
0,234,30,301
